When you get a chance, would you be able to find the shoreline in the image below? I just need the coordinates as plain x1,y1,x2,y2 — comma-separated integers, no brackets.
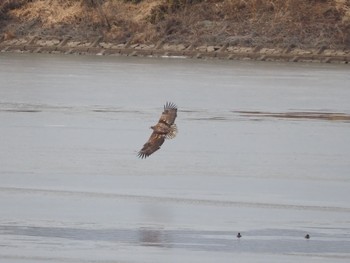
1,36,349,64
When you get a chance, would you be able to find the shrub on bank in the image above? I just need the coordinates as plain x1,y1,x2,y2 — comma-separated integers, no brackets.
1,0,349,49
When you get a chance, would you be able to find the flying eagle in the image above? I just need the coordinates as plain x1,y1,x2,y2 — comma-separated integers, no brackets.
138,102,178,158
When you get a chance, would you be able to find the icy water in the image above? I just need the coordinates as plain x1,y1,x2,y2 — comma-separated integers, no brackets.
1,53,350,262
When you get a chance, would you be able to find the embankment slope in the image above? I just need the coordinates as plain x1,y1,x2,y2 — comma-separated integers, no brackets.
1,0,350,62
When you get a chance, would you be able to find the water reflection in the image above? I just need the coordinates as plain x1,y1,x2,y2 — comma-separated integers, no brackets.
138,205,172,247
138,227,165,247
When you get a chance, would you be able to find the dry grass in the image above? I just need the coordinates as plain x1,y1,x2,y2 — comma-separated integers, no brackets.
1,0,349,48
167,0,349,47
13,0,82,25
203,0,346,47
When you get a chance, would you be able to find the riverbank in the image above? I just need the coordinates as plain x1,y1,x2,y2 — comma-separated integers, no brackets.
1,0,350,63
1,36,349,63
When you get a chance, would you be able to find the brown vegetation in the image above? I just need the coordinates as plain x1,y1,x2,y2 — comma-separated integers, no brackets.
1,0,350,49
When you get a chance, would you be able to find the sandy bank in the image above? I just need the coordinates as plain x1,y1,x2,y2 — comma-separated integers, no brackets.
1,36,349,63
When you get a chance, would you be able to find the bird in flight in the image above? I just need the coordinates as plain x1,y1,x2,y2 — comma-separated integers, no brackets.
138,102,178,158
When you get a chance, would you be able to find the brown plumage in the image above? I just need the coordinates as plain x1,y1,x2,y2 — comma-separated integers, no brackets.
138,102,178,158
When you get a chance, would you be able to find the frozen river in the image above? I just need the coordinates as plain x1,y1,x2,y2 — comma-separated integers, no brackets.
1,53,350,262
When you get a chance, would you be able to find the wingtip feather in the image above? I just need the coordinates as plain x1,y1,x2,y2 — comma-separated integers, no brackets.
137,152,148,159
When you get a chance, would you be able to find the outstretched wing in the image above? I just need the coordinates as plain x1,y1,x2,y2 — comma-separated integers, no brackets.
158,102,177,126
138,132,165,159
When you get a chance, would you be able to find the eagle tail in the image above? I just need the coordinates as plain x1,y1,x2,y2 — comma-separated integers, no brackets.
166,124,178,139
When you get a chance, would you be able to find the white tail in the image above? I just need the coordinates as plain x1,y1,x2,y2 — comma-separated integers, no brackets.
166,124,178,139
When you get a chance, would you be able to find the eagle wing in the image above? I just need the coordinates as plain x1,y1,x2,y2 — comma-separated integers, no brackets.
137,132,165,159
158,102,177,126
